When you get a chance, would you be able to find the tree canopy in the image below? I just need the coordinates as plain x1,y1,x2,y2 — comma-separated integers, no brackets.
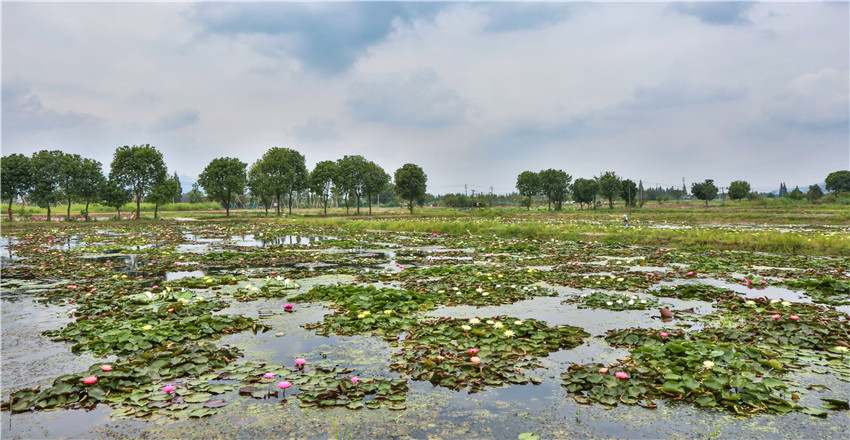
109,144,167,220
825,170,850,193
394,163,427,214
309,160,339,215
691,179,718,206
572,178,598,210
1,154,34,221
258,147,307,216
516,171,541,210
198,157,247,217
598,172,621,209
728,180,751,201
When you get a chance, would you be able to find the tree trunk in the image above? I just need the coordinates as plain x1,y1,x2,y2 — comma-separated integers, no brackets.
226,190,231,217
136,192,141,220
154,204,159,219
117,208,121,219
355,193,361,215
8,199,13,221
47,205,51,221
288,190,293,215
368,194,372,215
67,196,72,221
85,201,90,221
275,191,281,217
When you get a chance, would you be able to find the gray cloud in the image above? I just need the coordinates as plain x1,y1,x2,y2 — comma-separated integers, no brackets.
347,68,471,127
670,2,754,25
187,3,442,75
1,78,101,131
479,3,575,32
763,68,849,129
290,119,340,143
152,108,199,131
627,81,746,110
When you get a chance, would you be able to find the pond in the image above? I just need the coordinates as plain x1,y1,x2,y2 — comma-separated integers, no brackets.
1,220,848,439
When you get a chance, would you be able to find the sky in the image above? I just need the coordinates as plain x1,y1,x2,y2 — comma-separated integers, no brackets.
3,1,848,195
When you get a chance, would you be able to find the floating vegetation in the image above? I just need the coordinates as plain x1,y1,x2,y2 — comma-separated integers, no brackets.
562,291,661,311
392,316,589,392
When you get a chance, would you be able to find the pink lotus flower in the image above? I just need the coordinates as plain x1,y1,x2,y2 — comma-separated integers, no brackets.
436,355,445,361
295,358,306,367
263,373,275,379
468,348,479,354
615,371,629,379
470,356,482,364
168,308,175,313
152,285,159,289
277,381,292,390
82,376,98,384
284,304,293,311
660,332,669,338
270,271,277,275
687,271,695,276
772,314,781,319
101,364,113,372
599,367,609,374
351,376,359,384
790,315,799,321
163,384,175,393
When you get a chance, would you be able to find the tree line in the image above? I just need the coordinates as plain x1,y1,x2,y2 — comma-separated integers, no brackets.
514,170,850,210
1,145,428,221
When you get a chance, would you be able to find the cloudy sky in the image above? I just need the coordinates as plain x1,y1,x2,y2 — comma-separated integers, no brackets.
3,1,848,195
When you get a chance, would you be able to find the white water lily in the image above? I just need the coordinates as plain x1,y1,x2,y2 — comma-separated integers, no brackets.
514,320,524,325
461,325,472,331
781,301,791,306
628,300,635,305
616,299,623,304
503,330,515,337
703,361,715,370
144,291,156,301
486,320,495,325
745,300,756,305
640,299,647,304
606,301,614,306
494,322,504,328
469,318,481,325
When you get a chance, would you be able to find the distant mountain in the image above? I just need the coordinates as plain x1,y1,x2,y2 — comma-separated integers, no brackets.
770,182,825,195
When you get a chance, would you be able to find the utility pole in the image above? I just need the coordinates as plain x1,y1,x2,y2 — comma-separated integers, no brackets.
464,184,468,197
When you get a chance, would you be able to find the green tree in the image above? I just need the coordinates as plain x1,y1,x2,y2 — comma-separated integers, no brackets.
72,158,107,221
362,161,390,215
147,177,180,219
29,150,66,221
691,179,718,207
638,180,646,207
394,163,427,214
806,184,823,201
788,186,804,200
338,155,370,215
187,183,205,204
516,171,541,210
572,178,599,209
539,169,572,211
620,179,637,208
309,160,339,215
541,169,572,210
825,170,850,193
1,154,34,221
598,171,621,209
247,160,274,216
171,171,183,203
101,179,133,218
258,147,307,216
778,183,788,197
668,188,685,203
198,157,247,218
109,144,167,220
56,153,86,221
728,180,751,201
